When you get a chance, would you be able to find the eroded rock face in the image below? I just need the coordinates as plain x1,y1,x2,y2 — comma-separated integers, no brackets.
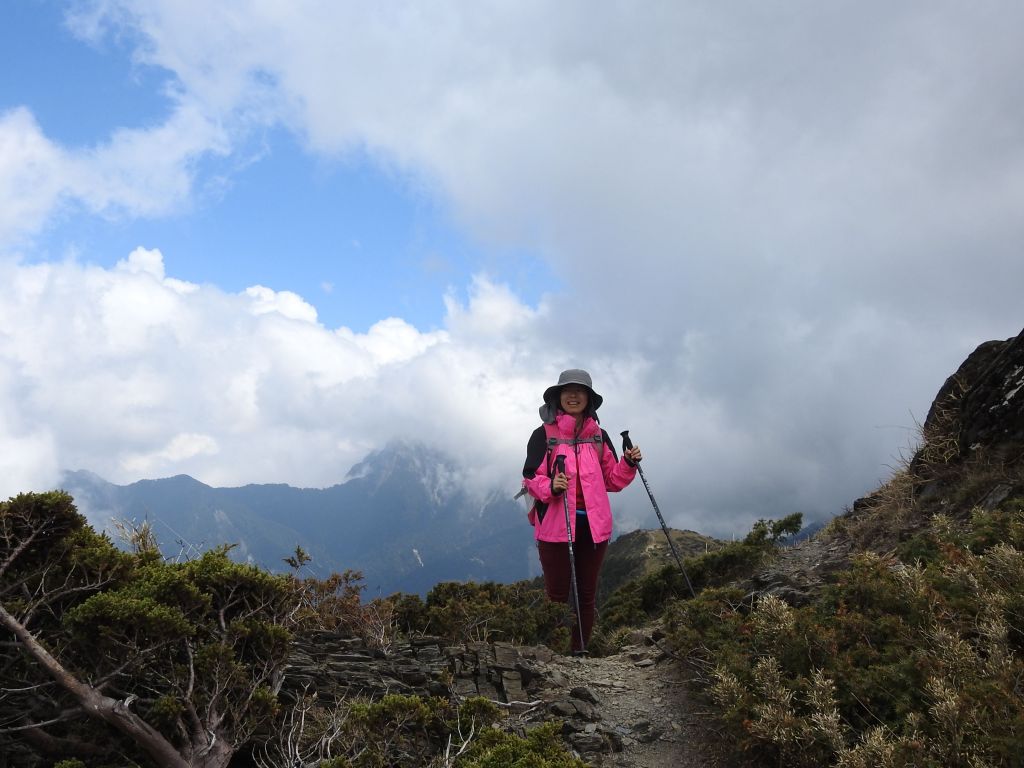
282,633,685,764
920,327,1024,464
284,632,555,707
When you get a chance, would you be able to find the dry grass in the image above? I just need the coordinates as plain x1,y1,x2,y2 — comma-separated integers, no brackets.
825,380,971,552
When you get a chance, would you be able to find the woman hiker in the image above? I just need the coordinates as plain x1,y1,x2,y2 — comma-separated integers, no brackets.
521,369,642,654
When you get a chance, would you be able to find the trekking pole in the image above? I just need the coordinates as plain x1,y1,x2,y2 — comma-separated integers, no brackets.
621,431,697,598
554,454,587,655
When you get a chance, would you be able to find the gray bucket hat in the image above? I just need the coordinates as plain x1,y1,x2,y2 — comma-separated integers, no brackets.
540,368,603,422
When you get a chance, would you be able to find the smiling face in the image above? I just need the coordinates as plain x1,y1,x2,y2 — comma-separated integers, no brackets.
559,384,590,417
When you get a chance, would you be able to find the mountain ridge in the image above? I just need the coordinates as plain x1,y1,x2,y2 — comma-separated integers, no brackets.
60,441,530,595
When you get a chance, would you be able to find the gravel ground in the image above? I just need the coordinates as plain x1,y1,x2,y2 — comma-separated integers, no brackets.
539,645,731,768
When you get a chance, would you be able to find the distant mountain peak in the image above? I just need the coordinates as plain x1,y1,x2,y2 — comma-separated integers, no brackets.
346,440,461,504
62,468,106,482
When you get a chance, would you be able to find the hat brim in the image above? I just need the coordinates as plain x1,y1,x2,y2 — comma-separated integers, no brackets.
543,384,603,412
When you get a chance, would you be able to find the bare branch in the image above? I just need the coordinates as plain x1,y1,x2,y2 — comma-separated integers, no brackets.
0,600,190,768
0,708,86,733
0,517,49,578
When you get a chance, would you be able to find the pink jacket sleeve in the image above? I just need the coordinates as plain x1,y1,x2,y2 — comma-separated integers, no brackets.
600,440,637,492
523,456,555,505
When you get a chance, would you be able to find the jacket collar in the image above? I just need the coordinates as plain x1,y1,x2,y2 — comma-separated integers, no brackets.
553,412,599,437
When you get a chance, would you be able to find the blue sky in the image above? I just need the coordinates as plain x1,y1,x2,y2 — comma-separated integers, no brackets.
2,1,171,146
2,1,1023,538
1,2,556,331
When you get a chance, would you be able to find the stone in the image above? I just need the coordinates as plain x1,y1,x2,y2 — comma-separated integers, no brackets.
476,680,500,700
571,699,600,722
570,685,600,704
279,632,693,766
631,719,651,732
492,642,518,669
570,732,607,753
547,669,570,688
550,700,577,718
981,483,1014,510
636,727,662,744
603,728,624,752
528,645,556,663
502,671,527,702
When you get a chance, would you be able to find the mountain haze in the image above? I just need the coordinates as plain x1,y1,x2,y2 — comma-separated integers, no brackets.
62,442,534,595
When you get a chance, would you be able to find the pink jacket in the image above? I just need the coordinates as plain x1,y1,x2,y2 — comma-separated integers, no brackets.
523,413,637,544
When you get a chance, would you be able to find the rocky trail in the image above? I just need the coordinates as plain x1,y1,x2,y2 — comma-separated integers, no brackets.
536,643,725,767
290,628,728,767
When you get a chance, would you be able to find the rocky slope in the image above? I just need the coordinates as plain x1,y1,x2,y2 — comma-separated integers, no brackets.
285,629,722,767
598,528,718,604
751,326,1024,605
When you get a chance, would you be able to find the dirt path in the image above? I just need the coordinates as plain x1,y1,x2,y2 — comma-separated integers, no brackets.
536,644,728,768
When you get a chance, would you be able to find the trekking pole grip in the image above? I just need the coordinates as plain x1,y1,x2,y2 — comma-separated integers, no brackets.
620,430,633,452
552,454,567,495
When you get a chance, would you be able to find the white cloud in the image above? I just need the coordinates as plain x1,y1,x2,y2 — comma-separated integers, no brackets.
0,361,59,494
0,108,68,244
337,317,447,367
0,252,551,501
2,3,1023,536
245,285,319,323
40,2,1021,335
70,100,228,218
122,432,219,476
0,100,225,246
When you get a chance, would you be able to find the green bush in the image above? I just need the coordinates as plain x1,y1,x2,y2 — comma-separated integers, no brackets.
457,722,587,767
597,515,801,641
667,500,1024,767
332,694,509,767
392,581,570,646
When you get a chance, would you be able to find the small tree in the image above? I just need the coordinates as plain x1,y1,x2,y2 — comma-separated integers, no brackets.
0,491,298,767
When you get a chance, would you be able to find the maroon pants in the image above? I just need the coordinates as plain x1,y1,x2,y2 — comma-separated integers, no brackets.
537,514,608,653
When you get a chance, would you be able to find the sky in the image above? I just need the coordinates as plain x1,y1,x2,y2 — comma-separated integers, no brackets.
1,1,1022,538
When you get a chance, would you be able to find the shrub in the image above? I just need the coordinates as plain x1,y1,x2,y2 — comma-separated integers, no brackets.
457,722,587,767
668,499,1024,767
404,580,569,646
597,514,801,641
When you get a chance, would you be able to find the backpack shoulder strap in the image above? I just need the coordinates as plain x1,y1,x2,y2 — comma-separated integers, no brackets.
522,425,548,479
600,428,618,461
542,422,561,477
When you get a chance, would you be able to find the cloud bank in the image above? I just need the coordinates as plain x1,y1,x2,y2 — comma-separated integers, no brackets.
2,2,1023,536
